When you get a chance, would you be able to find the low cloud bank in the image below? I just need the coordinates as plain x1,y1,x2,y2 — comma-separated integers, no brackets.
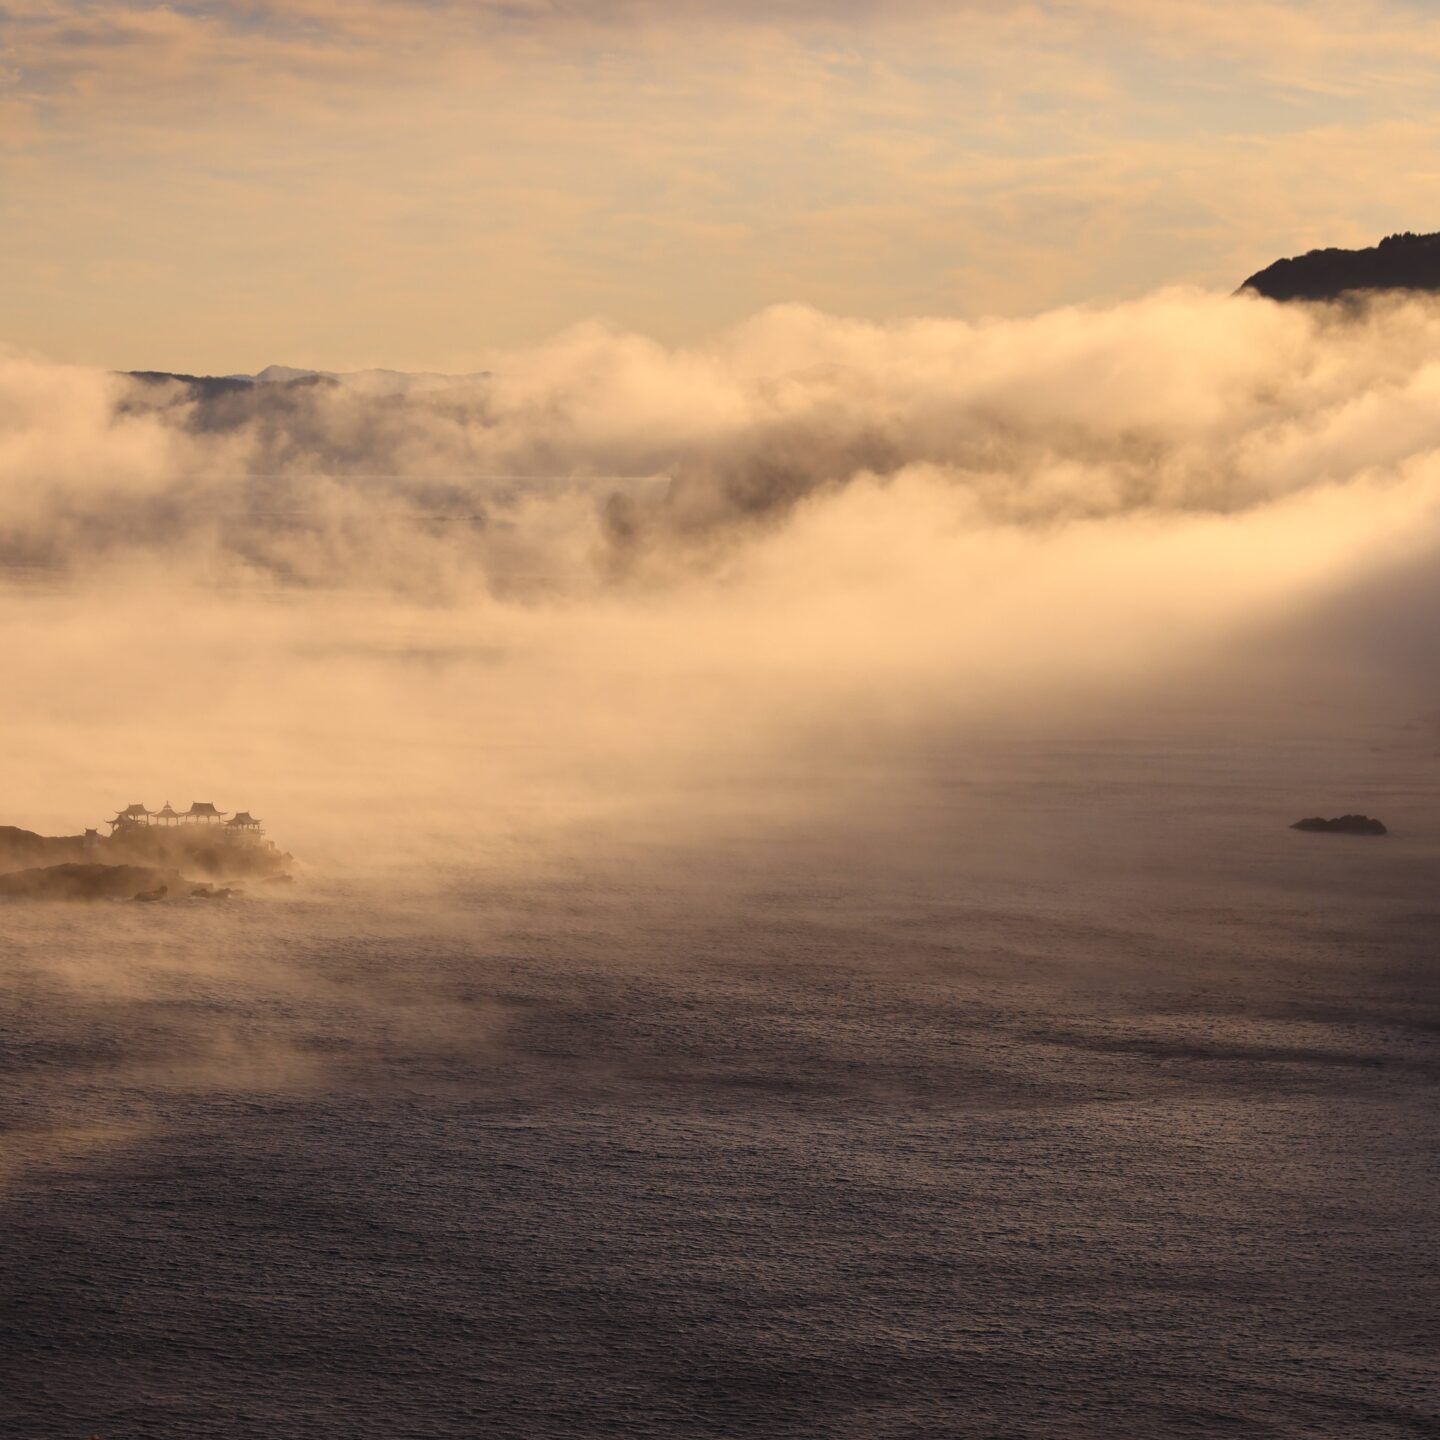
3,288,1440,588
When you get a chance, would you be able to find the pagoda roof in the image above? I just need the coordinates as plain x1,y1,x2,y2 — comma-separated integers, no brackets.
186,801,227,816
227,811,260,826
155,801,179,818
119,802,152,817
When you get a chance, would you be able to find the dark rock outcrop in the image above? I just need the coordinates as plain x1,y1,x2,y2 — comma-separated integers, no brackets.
0,826,85,870
0,863,188,901
1290,814,1388,836
1241,232,1440,302
190,883,240,900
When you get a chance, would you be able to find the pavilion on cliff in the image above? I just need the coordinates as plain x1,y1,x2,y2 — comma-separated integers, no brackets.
108,803,153,832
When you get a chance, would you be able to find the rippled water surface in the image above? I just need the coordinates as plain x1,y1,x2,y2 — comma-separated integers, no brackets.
3,734,1437,1438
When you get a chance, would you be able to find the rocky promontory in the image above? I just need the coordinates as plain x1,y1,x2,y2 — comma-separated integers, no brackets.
0,823,291,882
0,805,293,901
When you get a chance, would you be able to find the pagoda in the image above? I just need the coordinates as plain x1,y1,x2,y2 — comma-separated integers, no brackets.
108,802,153,832
224,811,266,843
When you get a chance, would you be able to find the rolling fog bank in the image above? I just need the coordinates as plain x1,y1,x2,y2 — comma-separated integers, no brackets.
4,287,1440,851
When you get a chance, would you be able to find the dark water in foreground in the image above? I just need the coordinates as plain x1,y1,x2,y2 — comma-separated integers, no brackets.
2,735,1438,1438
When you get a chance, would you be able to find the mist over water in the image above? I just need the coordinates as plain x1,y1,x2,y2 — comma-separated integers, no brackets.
2,291,1438,1437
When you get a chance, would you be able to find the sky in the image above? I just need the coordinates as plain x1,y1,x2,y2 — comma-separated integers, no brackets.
3,0,1440,371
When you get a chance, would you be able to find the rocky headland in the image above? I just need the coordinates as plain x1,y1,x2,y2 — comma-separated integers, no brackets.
0,813,293,902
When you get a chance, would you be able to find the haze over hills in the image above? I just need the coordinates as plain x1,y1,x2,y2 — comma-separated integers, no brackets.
127,363,492,397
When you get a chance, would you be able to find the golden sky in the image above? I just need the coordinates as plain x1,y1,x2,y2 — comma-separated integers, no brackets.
4,0,1440,371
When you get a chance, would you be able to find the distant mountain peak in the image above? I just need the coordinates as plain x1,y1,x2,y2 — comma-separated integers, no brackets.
1241,230,1440,301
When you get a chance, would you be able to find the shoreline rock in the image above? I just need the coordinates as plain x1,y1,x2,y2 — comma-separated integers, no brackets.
0,863,253,902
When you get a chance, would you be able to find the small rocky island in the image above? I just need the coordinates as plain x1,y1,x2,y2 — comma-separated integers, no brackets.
1241,231,1440,302
1290,814,1388,836
0,800,293,902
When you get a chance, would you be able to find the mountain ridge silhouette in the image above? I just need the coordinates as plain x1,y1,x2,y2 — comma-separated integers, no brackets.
1241,231,1440,301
